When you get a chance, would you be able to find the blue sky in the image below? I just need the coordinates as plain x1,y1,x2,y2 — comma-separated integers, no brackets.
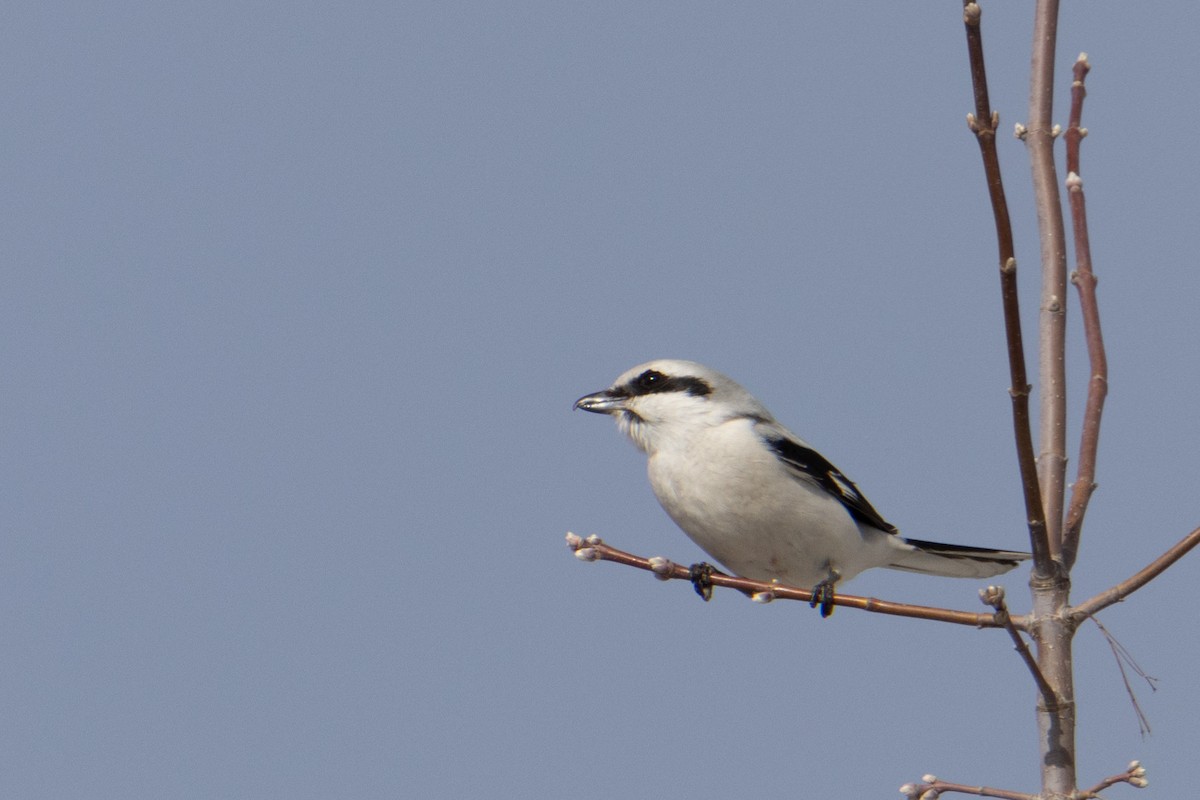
4,3,1199,797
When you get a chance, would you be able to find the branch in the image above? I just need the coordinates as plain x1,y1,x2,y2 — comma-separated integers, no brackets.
961,2,1052,571
1026,0,1070,563
566,534,1018,628
1079,761,1149,797
1090,616,1157,737
980,586,1059,710
901,774,1036,800
908,763,1151,800
1071,524,1200,621
1061,53,1107,571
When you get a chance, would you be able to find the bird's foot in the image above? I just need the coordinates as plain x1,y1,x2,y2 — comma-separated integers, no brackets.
809,578,836,618
688,562,722,601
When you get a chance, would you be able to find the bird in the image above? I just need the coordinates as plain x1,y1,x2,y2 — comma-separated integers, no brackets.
574,359,1030,616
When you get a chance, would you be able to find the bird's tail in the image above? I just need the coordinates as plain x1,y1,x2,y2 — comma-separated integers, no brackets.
887,538,1031,579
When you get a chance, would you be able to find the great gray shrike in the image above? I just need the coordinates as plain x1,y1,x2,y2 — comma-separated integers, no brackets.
574,359,1030,616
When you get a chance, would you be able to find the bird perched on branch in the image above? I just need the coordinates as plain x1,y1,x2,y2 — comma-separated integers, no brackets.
574,359,1030,616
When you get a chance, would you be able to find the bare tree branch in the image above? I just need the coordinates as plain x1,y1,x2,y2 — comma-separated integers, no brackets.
1022,4,1079,798
566,533,1019,629
980,586,1060,709
1061,53,1108,571
1071,525,1200,621
901,775,1037,800
1091,616,1157,736
960,1,1051,571
1079,761,1149,797
1026,0,1069,562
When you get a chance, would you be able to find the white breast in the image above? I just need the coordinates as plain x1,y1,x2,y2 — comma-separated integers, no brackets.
645,417,899,589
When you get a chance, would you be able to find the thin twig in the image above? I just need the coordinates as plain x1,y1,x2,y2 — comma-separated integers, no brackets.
980,586,1059,709
1026,0,1069,563
1079,761,1149,797
901,776,1036,800
566,534,1017,629
1090,616,1157,736
960,1,1052,571
1071,525,1200,620
1062,53,1107,571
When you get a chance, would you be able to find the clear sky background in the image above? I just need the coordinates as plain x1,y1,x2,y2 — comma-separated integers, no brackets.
4,3,1199,798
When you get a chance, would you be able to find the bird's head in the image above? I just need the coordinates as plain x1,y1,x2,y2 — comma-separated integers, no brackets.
574,359,772,454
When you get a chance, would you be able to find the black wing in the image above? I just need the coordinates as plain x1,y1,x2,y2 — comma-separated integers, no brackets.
765,435,898,534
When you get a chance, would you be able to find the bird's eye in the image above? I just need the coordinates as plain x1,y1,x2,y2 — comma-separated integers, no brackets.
636,370,664,390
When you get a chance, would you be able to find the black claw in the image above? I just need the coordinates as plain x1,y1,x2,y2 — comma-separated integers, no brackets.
810,580,836,618
688,562,716,601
